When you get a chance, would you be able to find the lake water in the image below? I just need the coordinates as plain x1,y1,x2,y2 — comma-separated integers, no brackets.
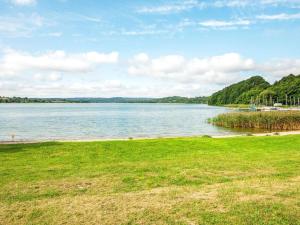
0,103,239,141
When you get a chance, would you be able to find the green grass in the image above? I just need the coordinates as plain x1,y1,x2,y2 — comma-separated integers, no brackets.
211,111,300,130
0,136,299,225
224,104,250,108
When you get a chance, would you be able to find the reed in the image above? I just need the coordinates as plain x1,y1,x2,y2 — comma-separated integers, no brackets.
211,111,300,130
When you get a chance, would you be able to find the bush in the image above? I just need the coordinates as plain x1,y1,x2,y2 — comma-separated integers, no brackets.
202,135,212,138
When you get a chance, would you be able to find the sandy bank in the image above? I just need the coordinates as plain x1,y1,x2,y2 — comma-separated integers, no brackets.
1,130,300,144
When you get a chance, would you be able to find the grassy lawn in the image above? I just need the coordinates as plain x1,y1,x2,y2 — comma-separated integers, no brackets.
0,136,299,225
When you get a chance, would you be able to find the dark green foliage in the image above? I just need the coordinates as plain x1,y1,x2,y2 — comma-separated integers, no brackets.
208,76,270,105
153,96,209,104
209,74,300,106
202,135,212,138
0,96,72,103
236,88,264,104
264,74,300,105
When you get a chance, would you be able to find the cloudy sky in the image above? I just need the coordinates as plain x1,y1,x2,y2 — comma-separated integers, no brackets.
0,0,300,97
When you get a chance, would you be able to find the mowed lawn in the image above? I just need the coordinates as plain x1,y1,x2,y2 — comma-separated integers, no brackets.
0,136,299,225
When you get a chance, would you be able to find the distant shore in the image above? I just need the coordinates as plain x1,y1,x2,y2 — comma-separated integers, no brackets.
1,130,300,144
0,96,209,104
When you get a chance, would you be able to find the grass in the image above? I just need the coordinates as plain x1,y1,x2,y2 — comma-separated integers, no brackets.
0,136,299,225
211,111,300,131
224,104,250,108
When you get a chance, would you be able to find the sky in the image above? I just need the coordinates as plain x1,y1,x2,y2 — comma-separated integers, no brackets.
0,0,300,98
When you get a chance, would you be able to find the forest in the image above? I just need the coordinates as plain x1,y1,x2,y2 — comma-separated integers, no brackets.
208,74,300,106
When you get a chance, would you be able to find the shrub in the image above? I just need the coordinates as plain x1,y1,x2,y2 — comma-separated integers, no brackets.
202,135,212,138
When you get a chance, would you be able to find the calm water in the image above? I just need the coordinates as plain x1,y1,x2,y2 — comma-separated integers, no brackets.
0,103,238,141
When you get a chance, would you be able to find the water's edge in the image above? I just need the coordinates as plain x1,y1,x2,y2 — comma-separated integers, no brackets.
1,130,300,144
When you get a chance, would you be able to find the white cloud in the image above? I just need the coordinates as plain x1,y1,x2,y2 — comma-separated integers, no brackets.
0,79,142,98
0,13,44,37
213,0,250,8
10,0,36,6
136,0,204,14
199,19,251,29
132,53,149,64
136,0,300,15
78,15,101,23
128,53,255,85
0,78,218,97
0,49,119,76
261,0,300,6
128,52,300,85
2,50,300,97
33,72,62,82
47,32,62,37
120,29,168,36
66,80,124,93
212,0,300,8
212,0,281,8
259,59,300,77
257,13,300,20
137,0,255,14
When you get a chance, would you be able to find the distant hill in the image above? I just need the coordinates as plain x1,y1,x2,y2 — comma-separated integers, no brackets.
0,96,209,104
66,97,154,103
153,96,208,104
208,74,300,106
208,76,270,105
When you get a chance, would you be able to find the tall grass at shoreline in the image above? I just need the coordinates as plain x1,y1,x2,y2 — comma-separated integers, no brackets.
210,111,300,130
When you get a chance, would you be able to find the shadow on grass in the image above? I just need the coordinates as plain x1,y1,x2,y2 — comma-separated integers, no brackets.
0,142,62,154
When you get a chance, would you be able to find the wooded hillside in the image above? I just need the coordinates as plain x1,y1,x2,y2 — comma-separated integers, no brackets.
208,74,300,106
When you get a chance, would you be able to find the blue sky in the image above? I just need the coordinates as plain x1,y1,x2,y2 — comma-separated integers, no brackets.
1,0,300,97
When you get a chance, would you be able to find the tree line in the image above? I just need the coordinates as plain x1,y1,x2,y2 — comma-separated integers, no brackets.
0,96,209,104
208,74,300,106
3,74,299,106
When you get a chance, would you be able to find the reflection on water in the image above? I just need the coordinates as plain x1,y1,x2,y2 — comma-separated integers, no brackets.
0,103,242,141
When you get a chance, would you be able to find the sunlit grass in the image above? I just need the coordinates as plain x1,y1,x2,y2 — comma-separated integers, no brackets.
0,135,299,224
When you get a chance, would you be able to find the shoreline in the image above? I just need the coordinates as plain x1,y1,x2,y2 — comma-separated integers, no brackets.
1,130,300,144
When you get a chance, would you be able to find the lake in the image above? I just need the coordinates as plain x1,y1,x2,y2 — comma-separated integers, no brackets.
0,103,238,141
